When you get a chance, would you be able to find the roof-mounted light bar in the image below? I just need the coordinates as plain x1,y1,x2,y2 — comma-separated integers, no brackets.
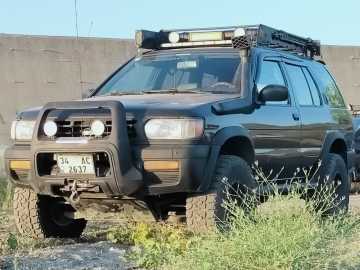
135,25,321,58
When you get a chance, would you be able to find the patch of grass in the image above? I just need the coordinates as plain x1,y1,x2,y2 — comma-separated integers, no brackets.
0,179,12,210
107,192,360,270
165,195,360,270
107,222,192,269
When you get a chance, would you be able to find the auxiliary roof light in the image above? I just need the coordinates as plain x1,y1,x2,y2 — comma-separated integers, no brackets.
189,31,223,42
169,32,180,43
234,28,246,38
135,30,144,47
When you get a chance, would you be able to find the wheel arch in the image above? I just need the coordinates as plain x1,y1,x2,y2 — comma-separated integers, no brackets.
320,131,349,165
198,126,255,192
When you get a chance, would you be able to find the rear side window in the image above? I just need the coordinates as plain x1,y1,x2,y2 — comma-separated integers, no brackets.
257,60,287,105
311,64,346,108
303,68,321,106
285,64,313,106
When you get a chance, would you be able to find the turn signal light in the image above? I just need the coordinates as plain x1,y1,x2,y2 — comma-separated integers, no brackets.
144,160,179,171
9,160,31,170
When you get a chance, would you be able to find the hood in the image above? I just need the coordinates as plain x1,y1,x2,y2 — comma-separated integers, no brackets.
86,93,237,111
18,93,239,120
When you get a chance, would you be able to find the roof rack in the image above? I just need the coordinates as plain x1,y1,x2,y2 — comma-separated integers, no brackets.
135,24,321,59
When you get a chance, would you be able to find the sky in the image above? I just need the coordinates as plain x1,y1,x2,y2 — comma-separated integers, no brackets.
0,0,359,46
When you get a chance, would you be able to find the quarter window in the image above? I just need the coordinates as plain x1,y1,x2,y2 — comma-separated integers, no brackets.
311,64,346,108
285,64,313,106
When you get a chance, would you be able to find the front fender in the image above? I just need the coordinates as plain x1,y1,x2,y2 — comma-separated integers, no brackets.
198,126,254,192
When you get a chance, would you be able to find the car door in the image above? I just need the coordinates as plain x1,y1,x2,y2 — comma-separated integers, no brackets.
245,56,301,180
282,61,331,171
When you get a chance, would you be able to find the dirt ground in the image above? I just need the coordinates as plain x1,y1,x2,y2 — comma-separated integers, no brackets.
0,241,134,270
0,207,149,270
0,196,360,270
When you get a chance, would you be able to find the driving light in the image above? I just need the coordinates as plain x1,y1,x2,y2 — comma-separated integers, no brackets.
91,120,105,137
144,118,204,140
43,120,58,137
10,120,36,141
169,32,180,43
234,28,246,37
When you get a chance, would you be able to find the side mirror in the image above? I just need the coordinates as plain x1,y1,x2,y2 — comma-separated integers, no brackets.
81,88,95,99
258,85,288,103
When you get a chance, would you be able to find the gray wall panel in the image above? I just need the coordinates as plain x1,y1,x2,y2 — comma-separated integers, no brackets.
0,33,360,150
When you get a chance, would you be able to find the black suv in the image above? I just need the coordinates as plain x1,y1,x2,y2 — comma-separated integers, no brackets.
5,25,353,238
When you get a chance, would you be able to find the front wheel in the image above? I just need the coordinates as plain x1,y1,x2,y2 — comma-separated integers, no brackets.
13,187,87,239
186,155,257,232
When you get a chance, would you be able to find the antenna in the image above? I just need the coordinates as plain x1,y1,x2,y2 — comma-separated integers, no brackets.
74,0,83,95
88,21,94,37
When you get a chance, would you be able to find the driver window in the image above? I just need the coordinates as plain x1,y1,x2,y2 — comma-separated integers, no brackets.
257,60,288,105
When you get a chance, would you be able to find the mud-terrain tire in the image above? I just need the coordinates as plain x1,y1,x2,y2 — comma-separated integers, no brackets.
13,187,87,239
186,155,257,232
309,153,350,215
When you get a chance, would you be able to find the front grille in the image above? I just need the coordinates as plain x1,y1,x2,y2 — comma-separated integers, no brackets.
40,108,137,140
56,119,112,138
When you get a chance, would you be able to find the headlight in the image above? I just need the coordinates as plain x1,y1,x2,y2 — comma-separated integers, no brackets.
145,118,204,140
10,120,36,141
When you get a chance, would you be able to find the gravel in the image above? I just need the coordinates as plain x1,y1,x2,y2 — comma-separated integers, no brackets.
0,241,136,270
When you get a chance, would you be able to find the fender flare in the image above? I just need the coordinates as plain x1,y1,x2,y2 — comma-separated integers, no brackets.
320,131,349,164
198,126,255,192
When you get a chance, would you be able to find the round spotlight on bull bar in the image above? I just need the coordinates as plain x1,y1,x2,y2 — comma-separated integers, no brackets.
43,120,58,137
91,120,105,137
234,28,246,38
169,32,180,43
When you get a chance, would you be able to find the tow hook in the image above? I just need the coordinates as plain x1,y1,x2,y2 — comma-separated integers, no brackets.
69,180,80,204
60,180,99,204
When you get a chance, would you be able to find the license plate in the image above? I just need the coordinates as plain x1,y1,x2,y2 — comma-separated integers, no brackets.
55,154,95,175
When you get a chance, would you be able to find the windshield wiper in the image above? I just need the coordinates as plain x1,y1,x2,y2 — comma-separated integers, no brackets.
142,88,204,94
104,91,144,96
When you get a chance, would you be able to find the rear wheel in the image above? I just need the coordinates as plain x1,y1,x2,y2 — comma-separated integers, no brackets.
309,153,350,215
186,155,257,232
13,187,87,239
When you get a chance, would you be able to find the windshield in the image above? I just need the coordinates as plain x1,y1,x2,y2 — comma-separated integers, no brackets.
96,52,242,96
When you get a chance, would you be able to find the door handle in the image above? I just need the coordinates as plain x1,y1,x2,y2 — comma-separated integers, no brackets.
292,112,300,121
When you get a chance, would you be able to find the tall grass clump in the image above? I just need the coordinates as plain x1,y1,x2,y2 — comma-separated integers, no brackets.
109,173,360,270
162,183,360,270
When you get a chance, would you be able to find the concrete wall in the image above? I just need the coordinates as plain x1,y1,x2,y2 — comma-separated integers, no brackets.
0,34,359,152
322,46,360,105
0,34,136,146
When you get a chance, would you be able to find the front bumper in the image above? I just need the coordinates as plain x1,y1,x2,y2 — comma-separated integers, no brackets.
5,143,211,197
5,141,142,197
6,100,212,199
